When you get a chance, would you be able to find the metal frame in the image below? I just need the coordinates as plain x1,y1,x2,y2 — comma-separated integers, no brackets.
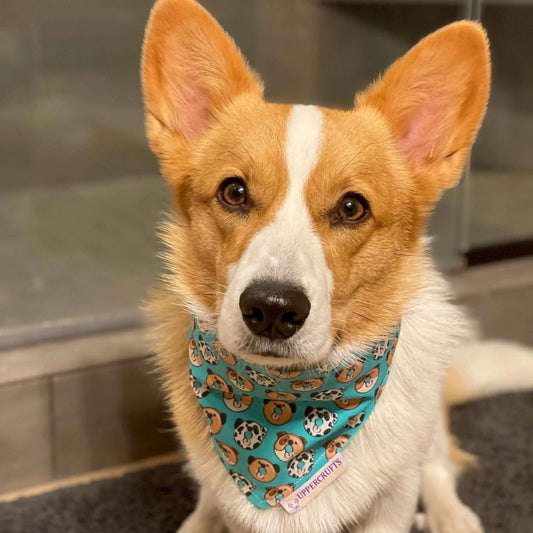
455,0,483,259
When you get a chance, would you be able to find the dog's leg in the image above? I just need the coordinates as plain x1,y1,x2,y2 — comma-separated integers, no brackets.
420,411,483,533
177,489,228,533
351,469,420,533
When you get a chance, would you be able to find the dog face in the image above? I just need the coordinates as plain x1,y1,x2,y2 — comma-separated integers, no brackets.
223,392,253,412
245,366,278,387
233,419,267,450
264,484,295,507
247,456,280,483
345,412,366,429
324,434,351,460
229,470,255,496
263,400,295,426
198,337,218,365
214,340,236,365
202,407,226,434
226,369,255,392
304,407,338,437
205,370,232,393
274,432,307,462
287,450,315,479
216,440,239,466
355,367,380,394
291,378,323,392
188,338,202,367
336,361,363,383
142,0,490,366
334,398,363,411
189,371,210,399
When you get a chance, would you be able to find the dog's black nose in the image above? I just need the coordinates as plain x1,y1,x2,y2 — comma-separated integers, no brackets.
239,281,311,340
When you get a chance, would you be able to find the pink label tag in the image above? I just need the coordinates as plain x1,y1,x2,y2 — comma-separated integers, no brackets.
280,454,348,514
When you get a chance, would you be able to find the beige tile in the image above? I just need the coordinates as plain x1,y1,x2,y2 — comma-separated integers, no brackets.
52,359,176,478
0,327,149,386
451,256,533,300
460,285,533,347
0,451,182,503
0,379,53,492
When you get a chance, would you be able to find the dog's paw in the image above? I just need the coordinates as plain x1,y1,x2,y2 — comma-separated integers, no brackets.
426,503,483,533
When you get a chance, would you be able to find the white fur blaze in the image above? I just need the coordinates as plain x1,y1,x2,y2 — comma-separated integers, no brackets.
218,105,333,365
285,105,323,196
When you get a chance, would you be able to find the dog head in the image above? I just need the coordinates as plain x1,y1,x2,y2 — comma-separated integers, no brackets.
142,0,490,367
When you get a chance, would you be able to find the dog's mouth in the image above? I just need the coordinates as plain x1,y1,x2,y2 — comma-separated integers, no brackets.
228,331,335,370
240,337,298,360
255,350,286,359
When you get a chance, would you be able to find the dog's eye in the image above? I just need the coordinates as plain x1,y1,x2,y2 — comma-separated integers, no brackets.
332,193,369,224
217,177,248,209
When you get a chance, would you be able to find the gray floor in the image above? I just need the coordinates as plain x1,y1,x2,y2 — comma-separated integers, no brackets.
0,392,531,533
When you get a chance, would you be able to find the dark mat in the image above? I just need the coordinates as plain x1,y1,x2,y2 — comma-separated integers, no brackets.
1,393,531,533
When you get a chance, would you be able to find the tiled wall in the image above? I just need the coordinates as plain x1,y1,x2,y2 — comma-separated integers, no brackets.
0,379,53,492
0,357,176,494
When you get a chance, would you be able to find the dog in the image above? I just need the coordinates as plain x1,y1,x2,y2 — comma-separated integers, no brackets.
141,1,533,531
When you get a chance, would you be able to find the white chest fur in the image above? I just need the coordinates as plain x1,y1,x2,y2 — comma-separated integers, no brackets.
177,268,466,533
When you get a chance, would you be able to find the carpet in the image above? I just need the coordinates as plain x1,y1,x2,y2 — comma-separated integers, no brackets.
1,392,531,533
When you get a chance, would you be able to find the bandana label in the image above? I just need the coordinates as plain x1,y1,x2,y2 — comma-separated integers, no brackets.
188,316,399,510
280,453,348,514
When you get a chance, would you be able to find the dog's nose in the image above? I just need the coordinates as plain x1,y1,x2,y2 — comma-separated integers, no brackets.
239,281,311,339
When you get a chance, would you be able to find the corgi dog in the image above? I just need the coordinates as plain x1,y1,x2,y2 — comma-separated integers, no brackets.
140,1,533,532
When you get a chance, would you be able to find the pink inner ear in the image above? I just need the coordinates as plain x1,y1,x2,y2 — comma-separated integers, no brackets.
167,79,212,139
399,87,450,165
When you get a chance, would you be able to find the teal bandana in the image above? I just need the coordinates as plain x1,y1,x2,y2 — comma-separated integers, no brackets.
188,316,399,510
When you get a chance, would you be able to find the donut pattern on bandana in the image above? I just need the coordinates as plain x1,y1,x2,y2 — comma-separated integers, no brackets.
188,316,399,509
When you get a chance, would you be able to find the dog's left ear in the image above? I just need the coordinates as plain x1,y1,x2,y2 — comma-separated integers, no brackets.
356,21,490,203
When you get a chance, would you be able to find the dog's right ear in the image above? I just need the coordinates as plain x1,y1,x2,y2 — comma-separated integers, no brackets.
141,0,262,156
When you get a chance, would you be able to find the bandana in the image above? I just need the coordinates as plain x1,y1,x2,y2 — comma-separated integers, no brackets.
188,316,399,510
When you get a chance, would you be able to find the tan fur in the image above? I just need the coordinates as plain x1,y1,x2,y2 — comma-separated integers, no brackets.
308,106,426,346
141,1,491,531
442,374,479,473
443,367,474,408
441,402,478,474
